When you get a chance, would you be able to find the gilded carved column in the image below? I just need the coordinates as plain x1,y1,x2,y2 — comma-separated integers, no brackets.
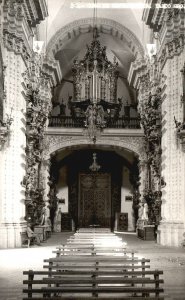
22,52,52,224
128,56,163,233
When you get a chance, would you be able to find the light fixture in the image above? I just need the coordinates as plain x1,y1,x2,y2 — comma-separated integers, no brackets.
89,153,101,172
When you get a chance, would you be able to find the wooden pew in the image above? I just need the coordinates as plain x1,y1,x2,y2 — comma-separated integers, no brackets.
43,256,151,284
75,230,114,233
74,232,117,236
73,232,120,238
53,245,135,257
23,269,164,299
68,237,123,241
67,232,125,248
22,230,165,299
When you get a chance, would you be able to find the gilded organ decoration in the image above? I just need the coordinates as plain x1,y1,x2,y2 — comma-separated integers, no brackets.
70,32,121,136
69,32,122,143
72,41,118,104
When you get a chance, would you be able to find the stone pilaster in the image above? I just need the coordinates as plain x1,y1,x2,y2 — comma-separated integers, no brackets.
129,3,185,245
0,50,27,248
158,46,185,246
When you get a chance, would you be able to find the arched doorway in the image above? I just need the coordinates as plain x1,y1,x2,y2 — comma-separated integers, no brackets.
48,146,140,232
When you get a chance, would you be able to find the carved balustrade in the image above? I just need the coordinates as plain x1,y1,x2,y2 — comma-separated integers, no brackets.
48,115,141,129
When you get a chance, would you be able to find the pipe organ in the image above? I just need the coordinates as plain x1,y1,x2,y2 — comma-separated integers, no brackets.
71,38,120,118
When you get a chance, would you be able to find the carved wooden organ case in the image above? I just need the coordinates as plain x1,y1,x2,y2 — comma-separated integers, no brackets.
70,38,121,119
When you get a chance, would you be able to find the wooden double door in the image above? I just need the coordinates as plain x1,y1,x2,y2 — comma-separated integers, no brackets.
78,173,111,227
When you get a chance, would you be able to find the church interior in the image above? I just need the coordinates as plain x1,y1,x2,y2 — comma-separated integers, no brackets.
0,0,185,299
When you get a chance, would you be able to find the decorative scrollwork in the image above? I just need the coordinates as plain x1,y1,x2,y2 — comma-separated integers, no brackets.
23,52,52,223
138,58,163,225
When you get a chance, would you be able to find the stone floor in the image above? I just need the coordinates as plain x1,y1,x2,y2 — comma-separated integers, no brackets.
0,231,185,300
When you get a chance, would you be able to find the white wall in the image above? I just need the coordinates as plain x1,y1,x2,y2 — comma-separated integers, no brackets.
121,166,135,231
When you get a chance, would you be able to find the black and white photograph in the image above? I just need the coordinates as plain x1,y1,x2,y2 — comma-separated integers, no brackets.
0,0,185,299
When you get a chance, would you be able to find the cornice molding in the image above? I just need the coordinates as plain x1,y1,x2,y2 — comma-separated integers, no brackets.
2,0,48,64
129,34,184,89
33,0,48,25
143,1,185,51
158,34,184,70
128,58,148,88
43,56,62,86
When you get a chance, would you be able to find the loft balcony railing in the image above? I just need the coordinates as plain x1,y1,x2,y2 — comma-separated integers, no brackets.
48,116,141,129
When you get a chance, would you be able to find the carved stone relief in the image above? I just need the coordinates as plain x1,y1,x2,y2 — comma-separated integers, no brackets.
135,58,163,225
43,134,145,161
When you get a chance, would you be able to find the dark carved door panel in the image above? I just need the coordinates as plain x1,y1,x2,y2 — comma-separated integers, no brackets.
79,173,111,227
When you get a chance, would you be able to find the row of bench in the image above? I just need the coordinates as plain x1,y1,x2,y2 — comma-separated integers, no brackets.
23,228,165,299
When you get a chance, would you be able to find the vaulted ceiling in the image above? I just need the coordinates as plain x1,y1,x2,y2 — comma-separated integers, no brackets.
39,0,146,44
39,0,149,100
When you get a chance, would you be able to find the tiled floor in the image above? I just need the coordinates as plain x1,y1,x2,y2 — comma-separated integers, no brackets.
0,231,185,300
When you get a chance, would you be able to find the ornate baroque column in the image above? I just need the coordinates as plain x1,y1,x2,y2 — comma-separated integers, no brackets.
128,57,163,238
0,0,48,248
22,52,52,224
142,2,185,246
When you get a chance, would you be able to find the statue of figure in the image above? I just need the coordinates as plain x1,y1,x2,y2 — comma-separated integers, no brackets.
53,207,62,232
142,201,149,220
138,204,143,219
96,105,105,127
85,105,95,125
40,207,46,225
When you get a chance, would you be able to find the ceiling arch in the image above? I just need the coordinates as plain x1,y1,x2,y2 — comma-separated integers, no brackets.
46,18,145,59
44,134,145,161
